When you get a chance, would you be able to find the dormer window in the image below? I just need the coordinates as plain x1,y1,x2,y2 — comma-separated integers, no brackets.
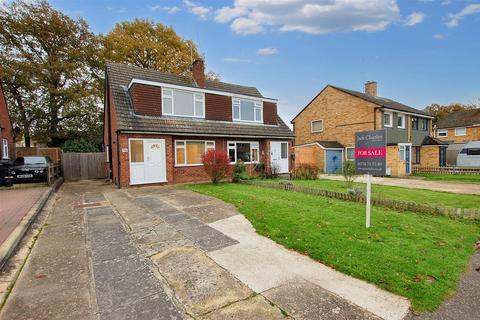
162,88,205,118
232,98,263,123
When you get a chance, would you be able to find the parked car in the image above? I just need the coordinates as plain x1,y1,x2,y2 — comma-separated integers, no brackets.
10,156,51,182
457,141,480,167
0,160,14,187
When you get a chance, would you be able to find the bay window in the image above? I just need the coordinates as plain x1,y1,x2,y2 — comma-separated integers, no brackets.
232,98,262,122
228,142,259,163
175,140,215,166
162,88,204,118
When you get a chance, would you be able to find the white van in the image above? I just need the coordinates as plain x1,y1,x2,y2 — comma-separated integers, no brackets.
457,141,480,167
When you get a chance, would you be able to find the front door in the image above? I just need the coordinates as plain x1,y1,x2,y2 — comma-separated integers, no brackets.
439,146,447,167
129,139,167,185
270,141,289,173
325,150,343,174
405,145,411,175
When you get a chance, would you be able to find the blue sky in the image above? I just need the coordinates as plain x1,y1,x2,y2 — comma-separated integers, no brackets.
51,0,480,123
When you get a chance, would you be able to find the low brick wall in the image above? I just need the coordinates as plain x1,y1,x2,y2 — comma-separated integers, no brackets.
240,180,480,221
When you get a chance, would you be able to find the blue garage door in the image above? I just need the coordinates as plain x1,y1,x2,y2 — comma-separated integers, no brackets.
326,150,343,174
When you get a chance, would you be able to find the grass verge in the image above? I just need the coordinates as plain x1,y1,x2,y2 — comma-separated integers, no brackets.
269,178,480,209
412,173,480,184
186,183,480,311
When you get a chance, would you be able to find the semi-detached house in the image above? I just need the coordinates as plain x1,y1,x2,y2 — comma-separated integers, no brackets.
104,60,294,187
0,85,14,161
292,82,447,176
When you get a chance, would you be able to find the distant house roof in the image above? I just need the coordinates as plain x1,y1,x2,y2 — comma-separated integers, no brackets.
436,109,480,129
330,86,430,117
291,84,430,123
106,62,293,138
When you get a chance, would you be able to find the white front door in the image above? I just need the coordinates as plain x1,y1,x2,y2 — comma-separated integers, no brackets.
129,139,167,185
270,141,289,173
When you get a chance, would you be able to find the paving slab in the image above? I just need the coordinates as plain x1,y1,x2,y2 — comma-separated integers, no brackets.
84,192,106,204
151,246,252,317
181,203,238,224
264,278,381,320
85,205,183,320
201,295,287,320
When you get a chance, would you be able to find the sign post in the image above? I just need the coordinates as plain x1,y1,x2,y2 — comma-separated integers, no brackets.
354,129,387,228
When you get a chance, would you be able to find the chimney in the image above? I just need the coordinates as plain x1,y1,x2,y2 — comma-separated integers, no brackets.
364,81,377,96
191,59,206,88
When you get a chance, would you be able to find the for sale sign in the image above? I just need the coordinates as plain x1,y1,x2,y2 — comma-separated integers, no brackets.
355,129,387,175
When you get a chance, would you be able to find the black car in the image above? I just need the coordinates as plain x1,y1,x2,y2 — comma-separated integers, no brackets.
0,160,14,187
11,156,51,182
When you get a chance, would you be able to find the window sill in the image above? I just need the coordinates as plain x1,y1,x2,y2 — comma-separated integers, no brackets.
175,164,204,168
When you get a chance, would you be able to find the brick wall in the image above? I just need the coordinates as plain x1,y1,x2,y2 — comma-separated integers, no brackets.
386,145,406,177
205,94,232,121
292,86,377,147
435,126,480,143
0,86,14,160
129,84,162,116
263,102,278,125
420,146,440,167
294,144,325,173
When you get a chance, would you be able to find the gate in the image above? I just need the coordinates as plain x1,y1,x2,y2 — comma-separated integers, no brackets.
61,152,105,180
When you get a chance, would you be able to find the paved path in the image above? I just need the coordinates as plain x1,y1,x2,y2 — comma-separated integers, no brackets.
0,187,48,246
1,181,412,320
319,175,480,195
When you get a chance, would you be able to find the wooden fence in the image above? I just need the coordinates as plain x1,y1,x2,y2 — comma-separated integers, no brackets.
61,152,105,181
240,180,480,221
16,147,62,163
412,165,480,175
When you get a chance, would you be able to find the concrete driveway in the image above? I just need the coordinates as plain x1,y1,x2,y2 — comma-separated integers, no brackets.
320,175,480,195
1,181,410,320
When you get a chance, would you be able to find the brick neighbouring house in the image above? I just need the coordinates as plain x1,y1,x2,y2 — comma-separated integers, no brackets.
104,61,294,187
291,82,448,176
0,85,15,161
435,109,480,143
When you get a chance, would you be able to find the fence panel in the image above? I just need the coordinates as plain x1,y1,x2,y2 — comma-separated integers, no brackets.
61,152,105,180
412,165,480,175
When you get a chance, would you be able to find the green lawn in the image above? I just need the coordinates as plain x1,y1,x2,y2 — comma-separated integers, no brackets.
186,183,480,311
269,178,480,209
413,173,480,183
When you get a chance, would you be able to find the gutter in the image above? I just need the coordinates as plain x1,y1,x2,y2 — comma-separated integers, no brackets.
116,129,294,140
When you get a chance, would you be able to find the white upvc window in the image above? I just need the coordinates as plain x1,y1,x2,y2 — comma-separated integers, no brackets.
175,140,215,166
455,127,466,136
228,141,259,164
2,139,8,159
397,114,405,129
398,145,406,161
232,98,263,123
311,119,324,133
162,88,205,118
345,147,355,161
383,111,393,127
437,129,448,137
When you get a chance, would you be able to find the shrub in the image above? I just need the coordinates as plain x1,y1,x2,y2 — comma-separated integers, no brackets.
232,160,252,182
292,164,319,180
61,138,99,153
201,149,230,184
342,160,357,187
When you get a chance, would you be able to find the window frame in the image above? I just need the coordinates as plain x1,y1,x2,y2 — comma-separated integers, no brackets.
2,139,8,159
383,111,393,128
232,98,263,123
345,147,355,161
398,145,406,161
411,116,419,130
421,118,428,131
311,119,324,133
174,140,215,167
397,114,405,129
227,141,260,164
162,87,205,118
437,129,448,137
454,127,466,137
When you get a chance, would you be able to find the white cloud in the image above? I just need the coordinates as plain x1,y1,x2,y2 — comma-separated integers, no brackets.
404,12,425,26
231,17,264,34
445,4,480,27
183,0,211,20
150,5,180,14
257,47,278,55
434,33,445,39
214,0,401,35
